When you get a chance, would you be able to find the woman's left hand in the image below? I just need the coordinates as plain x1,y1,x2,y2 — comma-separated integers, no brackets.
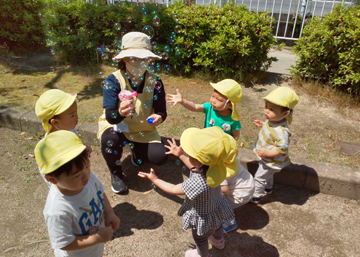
147,114,162,127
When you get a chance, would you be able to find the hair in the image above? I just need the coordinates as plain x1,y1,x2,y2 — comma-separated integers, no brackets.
191,164,209,175
47,149,89,178
117,59,126,70
214,89,228,100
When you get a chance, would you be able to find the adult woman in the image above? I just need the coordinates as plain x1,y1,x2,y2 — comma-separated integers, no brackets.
97,32,168,194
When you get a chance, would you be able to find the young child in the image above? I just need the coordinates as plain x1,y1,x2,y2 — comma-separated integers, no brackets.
34,130,120,257
252,87,299,203
35,89,92,188
167,79,242,140
138,126,237,257
220,159,255,233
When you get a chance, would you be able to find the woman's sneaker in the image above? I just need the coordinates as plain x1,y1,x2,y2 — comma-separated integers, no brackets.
250,196,262,204
264,188,273,195
111,171,128,194
208,235,225,249
223,219,237,233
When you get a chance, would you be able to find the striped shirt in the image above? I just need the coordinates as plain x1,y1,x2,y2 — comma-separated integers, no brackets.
253,120,291,170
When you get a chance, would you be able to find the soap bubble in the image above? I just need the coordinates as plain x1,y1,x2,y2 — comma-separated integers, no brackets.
155,81,161,89
173,13,180,21
156,63,161,71
129,142,134,149
161,52,168,60
154,95,158,100
148,76,155,84
130,56,138,63
153,16,160,27
169,35,176,43
111,112,117,119
107,140,114,147
142,25,154,39
145,85,153,93
110,128,116,134
114,150,118,154
149,58,155,65
139,132,145,137
129,135,134,139
124,72,130,80
175,25,181,33
137,159,143,165
114,22,121,31
175,159,181,165
105,148,112,154
151,41,157,49
152,10,159,17
151,182,156,188
164,45,170,52
127,17,132,23
115,160,121,165
102,53,109,60
147,65,156,73
165,64,170,71
97,47,104,54
123,141,128,146
141,7,147,15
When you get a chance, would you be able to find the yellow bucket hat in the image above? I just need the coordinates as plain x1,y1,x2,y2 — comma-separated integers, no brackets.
35,89,77,134
180,126,239,188
210,79,242,121
262,87,299,124
34,130,86,175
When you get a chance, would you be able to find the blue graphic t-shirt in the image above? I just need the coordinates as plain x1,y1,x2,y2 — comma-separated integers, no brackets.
43,171,105,257
202,102,241,136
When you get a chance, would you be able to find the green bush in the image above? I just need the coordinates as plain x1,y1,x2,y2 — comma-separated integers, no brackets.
167,2,277,81
291,4,360,95
0,0,46,53
43,0,277,81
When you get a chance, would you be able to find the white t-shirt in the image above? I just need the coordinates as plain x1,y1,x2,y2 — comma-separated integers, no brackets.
220,159,255,209
43,171,105,257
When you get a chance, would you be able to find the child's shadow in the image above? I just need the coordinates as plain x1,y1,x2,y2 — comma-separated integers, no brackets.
111,202,163,238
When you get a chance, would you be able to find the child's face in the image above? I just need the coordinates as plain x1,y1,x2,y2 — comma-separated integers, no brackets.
50,159,91,195
264,101,289,123
209,90,231,111
53,102,78,130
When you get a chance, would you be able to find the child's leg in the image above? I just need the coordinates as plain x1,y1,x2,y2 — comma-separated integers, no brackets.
253,161,278,198
131,141,168,166
191,228,215,257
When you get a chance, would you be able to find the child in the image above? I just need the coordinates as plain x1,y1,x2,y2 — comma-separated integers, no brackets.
138,126,237,257
34,130,120,257
220,159,255,233
252,87,299,203
35,89,92,188
167,79,242,140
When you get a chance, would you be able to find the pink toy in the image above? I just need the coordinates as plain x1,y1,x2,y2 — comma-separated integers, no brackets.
118,90,137,101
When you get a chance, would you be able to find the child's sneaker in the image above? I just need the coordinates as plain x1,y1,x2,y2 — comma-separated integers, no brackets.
223,219,237,233
264,188,273,195
208,235,225,250
250,196,262,204
185,249,212,257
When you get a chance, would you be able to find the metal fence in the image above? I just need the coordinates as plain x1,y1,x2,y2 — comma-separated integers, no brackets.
87,0,357,40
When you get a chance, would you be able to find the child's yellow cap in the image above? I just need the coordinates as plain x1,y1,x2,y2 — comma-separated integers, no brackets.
34,130,86,175
210,79,242,121
180,126,238,188
35,89,77,134
262,87,298,110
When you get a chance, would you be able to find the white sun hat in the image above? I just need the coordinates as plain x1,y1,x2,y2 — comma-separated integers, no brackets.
112,32,161,61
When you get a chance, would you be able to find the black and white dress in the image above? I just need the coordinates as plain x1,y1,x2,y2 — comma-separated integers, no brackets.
178,170,234,236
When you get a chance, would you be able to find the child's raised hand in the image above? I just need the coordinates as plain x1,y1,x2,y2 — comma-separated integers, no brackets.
167,89,183,106
106,212,120,230
165,138,183,157
96,226,114,243
138,168,158,182
254,118,264,128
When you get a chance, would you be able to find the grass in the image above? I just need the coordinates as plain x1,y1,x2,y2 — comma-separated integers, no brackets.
1,53,360,169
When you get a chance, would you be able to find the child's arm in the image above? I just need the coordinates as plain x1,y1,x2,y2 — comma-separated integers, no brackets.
138,168,185,195
221,185,229,194
165,138,193,170
254,119,264,128
257,147,285,158
232,129,240,141
61,226,114,251
103,193,120,230
167,89,204,112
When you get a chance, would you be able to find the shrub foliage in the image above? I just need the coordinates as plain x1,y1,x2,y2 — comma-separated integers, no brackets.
0,0,46,53
43,0,277,81
291,4,360,95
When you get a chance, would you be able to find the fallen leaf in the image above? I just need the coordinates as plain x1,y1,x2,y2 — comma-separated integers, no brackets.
190,82,197,84
20,132,27,136
259,107,263,109
184,115,190,118
143,190,152,195
24,156,29,159
5,70,11,73
33,94,40,97
240,142,244,147
349,205,352,210
21,79,25,82
29,154,35,158
25,137,33,140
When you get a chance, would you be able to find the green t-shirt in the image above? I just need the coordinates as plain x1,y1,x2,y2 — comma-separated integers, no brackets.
202,102,241,136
